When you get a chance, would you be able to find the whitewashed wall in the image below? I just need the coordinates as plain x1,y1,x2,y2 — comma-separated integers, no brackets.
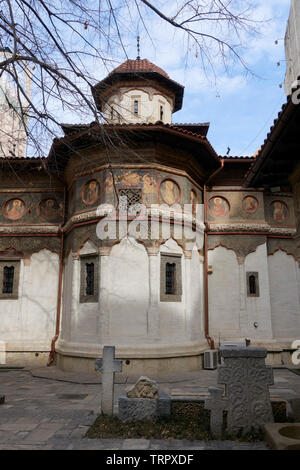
104,87,173,124
159,239,186,339
108,237,149,340
268,250,300,339
0,249,59,351
244,243,273,340
208,246,240,339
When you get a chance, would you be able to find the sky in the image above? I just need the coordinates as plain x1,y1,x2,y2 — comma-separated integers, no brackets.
121,0,292,157
10,0,291,158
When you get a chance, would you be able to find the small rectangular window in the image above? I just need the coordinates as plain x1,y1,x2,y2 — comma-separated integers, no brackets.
85,262,94,296
0,260,20,300
160,254,182,302
246,272,259,297
118,188,142,212
80,254,99,303
134,100,139,116
3,266,14,294
165,263,176,295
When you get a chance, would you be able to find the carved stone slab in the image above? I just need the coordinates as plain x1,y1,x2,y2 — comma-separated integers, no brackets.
218,346,274,435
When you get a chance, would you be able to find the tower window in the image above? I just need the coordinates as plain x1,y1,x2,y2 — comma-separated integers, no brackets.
160,254,182,302
134,100,139,116
246,272,259,297
160,105,164,121
80,254,99,303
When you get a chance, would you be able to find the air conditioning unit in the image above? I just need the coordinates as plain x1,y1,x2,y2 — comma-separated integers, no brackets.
203,350,218,370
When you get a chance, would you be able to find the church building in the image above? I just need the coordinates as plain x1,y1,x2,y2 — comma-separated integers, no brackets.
0,54,300,376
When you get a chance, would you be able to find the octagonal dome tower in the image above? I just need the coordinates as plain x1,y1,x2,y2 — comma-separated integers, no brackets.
92,58,184,125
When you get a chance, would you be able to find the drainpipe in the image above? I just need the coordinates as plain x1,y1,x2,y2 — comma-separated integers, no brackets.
203,159,224,350
47,188,66,366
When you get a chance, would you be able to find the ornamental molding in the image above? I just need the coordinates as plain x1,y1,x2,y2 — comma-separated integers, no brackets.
63,207,206,233
209,222,296,236
0,225,60,234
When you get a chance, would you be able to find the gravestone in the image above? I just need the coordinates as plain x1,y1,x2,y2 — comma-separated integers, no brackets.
94,345,122,416
204,386,228,438
218,345,274,435
118,376,171,421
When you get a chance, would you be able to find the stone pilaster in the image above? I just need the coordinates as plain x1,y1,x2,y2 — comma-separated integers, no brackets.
146,245,160,340
184,250,193,340
237,256,247,335
71,253,80,340
98,246,112,341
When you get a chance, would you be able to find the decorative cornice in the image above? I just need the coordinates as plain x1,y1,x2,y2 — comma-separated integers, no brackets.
208,222,296,236
209,223,269,233
0,225,60,234
63,207,206,234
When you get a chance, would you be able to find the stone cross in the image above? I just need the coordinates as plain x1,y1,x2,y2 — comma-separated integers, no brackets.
204,386,228,438
95,346,122,416
218,346,274,435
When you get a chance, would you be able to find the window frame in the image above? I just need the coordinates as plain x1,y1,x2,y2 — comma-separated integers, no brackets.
79,253,99,303
0,259,20,300
160,253,182,302
246,271,260,297
131,96,141,117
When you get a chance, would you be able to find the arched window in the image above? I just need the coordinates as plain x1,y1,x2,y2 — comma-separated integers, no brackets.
160,105,164,121
247,272,259,297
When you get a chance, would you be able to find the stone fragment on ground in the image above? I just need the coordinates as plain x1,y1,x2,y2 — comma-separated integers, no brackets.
126,376,159,399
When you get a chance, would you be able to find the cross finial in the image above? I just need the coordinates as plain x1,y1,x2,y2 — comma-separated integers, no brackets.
137,35,140,60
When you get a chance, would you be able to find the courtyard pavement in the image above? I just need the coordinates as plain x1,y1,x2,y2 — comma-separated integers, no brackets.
0,366,299,450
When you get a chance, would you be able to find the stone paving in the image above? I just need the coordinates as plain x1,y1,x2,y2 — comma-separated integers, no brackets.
0,366,299,450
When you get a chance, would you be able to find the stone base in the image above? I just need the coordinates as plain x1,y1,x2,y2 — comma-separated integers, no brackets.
1,352,50,368
118,390,171,421
55,352,204,378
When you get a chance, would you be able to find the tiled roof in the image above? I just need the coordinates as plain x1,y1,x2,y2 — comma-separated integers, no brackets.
110,58,169,78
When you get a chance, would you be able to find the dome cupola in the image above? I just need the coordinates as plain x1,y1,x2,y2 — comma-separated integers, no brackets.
92,58,184,125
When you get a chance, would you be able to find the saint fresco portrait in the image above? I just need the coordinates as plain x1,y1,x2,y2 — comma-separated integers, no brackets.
243,196,259,214
270,201,288,223
190,189,198,214
82,180,100,205
38,198,63,221
142,173,156,194
160,179,180,205
104,174,114,193
119,171,140,186
3,198,26,221
208,196,229,218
